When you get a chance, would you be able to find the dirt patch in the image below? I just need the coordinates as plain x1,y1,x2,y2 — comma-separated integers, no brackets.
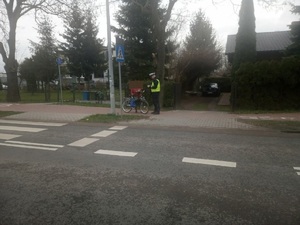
180,94,220,111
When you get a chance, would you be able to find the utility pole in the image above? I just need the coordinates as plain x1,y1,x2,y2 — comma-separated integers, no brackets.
106,0,116,114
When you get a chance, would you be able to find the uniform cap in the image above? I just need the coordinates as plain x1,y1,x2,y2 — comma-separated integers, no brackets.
149,73,156,77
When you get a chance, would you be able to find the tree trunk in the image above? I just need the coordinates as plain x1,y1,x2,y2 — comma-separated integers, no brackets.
0,8,21,102
5,59,20,102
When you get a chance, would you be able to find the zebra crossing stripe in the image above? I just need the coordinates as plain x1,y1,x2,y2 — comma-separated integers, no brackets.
0,142,58,151
0,133,21,140
0,125,46,132
0,119,66,127
109,126,128,130
6,141,64,148
91,130,117,137
68,138,99,147
294,167,300,175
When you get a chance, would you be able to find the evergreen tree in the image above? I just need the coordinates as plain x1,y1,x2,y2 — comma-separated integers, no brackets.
61,1,86,79
19,57,38,93
286,5,300,56
114,0,158,80
232,0,256,72
178,9,222,91
82,13,106,82
61,1,106,88
231,0,256,111
30,16,57,101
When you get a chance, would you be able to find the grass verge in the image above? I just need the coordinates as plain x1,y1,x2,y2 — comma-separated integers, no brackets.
0,111,22,118
80,113,148,123
237,119,300,132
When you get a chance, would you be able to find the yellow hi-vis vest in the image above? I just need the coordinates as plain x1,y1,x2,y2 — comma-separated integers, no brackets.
151,79,160,92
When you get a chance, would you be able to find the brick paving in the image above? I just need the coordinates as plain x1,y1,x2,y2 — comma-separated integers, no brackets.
1,101,300,130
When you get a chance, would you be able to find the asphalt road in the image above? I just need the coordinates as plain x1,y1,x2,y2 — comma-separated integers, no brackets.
0,121,299,225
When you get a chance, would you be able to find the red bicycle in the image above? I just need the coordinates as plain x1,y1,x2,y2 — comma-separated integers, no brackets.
121,88,149,114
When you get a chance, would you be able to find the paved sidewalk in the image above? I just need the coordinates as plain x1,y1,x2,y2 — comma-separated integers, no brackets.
1,102,300,130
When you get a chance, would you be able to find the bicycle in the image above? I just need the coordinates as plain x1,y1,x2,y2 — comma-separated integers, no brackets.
122,88,149,114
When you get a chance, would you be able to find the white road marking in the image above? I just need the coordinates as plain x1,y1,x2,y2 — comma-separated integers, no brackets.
0,142,58,151
0,125,46,132
0,133,21,140
68,138,99,147
94,149,137,157
6,141,64,148
294,167,300,175
182,157,237,168
249,116,258,120
0,119,66,127
109,126,128,130
91,130,117,137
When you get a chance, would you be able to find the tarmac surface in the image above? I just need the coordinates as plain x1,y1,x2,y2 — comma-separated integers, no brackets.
0,100,300,130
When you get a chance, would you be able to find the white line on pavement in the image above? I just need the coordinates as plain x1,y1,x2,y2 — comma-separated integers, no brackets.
0,119,66,127
182,157,237,168
0,133,21,140
68,138,99,147
294,167,300,175
6,141,64,148
0,125,46,132
0,142,58,151
91,130,117,137
109,126,128,130
94,149,137,157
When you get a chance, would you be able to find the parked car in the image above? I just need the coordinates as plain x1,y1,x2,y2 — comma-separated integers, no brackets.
202,83,220,97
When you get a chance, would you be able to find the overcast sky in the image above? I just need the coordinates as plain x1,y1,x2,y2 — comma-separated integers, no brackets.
1,0,299,73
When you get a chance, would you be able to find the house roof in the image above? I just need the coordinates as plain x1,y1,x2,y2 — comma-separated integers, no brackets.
225,31,292,54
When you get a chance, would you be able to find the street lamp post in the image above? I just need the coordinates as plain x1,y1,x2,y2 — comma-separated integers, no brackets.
106,0,116,114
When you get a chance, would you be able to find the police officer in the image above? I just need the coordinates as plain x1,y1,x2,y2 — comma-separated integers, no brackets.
148,72,160,114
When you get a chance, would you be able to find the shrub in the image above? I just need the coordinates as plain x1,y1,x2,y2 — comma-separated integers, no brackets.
235,57,300,110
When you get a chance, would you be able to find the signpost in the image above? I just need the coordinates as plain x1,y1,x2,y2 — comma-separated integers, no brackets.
116,37,125,114
56,57,63,104
116,45,125,63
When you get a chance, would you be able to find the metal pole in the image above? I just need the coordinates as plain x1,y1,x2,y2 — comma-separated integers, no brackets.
118,62,122,115
106,0,116,114
58,64,63,104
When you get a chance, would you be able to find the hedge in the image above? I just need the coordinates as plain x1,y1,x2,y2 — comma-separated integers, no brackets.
235,56,300,110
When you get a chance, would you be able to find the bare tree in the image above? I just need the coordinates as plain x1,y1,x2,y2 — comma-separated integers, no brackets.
0,0,73,102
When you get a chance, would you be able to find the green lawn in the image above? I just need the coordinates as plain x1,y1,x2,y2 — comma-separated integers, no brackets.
0,89,117,104
0,111,22,118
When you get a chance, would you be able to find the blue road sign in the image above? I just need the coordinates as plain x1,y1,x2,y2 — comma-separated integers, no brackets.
56,57,63,65
116,45,125,63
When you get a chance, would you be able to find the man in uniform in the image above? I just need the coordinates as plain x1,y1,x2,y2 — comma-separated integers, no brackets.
148,72,160,114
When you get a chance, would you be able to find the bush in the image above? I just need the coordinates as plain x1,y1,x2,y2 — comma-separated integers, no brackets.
235,57,300,110
163,81,175,108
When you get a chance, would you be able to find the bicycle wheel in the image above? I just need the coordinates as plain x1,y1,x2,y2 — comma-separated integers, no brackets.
140,100,149,114
122,99,132,113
